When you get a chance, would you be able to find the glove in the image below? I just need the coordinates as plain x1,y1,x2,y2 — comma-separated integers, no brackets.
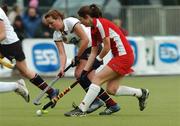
92,57,103,70
71,56,80,67
69,37,79,45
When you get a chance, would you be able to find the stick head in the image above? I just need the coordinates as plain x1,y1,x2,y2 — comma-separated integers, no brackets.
0,57,15,69
33,101,41,105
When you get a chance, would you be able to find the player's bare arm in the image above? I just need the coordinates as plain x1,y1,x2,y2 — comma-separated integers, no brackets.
84,46,98,71
73,23,89,57
98,36,111,59
55,41,67,75
0,20,6,41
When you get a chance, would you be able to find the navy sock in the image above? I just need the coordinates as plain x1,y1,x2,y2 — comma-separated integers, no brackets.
30,74,54,95
79,76,91,92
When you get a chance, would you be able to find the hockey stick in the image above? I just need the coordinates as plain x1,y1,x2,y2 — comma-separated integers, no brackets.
0,57,15,69
33,63,73,105
41,69,93,111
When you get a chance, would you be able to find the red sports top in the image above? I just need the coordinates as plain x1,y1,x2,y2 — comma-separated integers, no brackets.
91,18,133,57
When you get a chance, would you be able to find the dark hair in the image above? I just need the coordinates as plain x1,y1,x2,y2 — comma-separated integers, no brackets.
1,3,8,15
14,15,22,22
44,9,64,20
78,4,102,18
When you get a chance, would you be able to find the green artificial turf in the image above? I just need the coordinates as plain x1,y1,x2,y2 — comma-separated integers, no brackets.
0,76,179,126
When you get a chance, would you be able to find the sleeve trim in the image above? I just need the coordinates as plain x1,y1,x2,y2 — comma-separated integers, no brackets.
71,22,80,33
54,40,63,42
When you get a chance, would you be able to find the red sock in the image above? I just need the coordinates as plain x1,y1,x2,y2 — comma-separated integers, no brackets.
98,91,117,107
105,98,117,107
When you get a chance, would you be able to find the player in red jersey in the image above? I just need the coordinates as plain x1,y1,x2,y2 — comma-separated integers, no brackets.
44,9,120,115
67,4,149,116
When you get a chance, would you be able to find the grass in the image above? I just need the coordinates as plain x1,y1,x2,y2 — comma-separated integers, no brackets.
0,76,180,126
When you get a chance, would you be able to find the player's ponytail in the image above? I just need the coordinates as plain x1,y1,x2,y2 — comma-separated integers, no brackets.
78,4,102,18
89,4,102,18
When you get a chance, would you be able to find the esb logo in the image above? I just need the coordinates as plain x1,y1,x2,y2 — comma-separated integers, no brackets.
129,40,138,66
159,43,179,63
32,43,60,72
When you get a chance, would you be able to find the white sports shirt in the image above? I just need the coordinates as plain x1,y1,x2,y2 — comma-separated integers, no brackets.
53,17,92,47
0,8,19,45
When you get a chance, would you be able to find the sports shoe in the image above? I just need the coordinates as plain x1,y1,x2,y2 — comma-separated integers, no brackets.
86,98,104,114
99,104,120,115
15,79,30,103
138,88,149,111
64,103,86,117
47,89,59,108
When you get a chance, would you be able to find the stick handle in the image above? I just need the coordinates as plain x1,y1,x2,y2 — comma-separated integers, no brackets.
42,80,79,110
33,63,73,105
64,63,73,72
42,69,93,110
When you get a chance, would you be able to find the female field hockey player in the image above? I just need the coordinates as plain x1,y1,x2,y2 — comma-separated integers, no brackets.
0,4,59,106
44,9,120,115
67,4,149,116
0,79,29,102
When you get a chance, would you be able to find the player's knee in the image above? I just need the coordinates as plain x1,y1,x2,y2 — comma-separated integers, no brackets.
19,68,35,79
74,70,81,78
74,72,79,78
106,85,118,95
106,87,116,95
92,76,103,85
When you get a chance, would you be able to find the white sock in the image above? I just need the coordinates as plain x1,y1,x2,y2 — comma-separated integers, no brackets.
115,86,142,97
79,84,101,112
0,82,18,93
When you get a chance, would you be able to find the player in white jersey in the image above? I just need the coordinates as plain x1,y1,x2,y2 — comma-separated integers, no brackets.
0,5,59,107
0,79,29,102
44,9,120,116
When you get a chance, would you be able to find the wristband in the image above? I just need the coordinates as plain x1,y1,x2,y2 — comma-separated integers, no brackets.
96,55,103,61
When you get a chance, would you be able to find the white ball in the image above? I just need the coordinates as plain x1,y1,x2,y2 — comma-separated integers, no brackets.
36,110,42,116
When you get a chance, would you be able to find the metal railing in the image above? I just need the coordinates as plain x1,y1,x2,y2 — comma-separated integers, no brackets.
37,5,180,36
122,6,180,36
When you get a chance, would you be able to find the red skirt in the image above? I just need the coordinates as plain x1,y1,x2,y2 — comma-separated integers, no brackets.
107,53,134,75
